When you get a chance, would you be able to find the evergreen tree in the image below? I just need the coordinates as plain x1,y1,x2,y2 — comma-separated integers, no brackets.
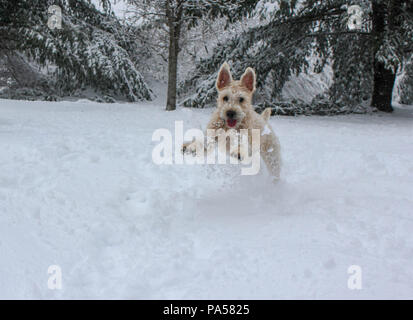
371,0,412,112
127,0,257,111
398,58,413,105
180,0,413,114
0,0,152,101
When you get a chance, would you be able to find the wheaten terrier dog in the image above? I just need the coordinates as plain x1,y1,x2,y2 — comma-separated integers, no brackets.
183,62,281,181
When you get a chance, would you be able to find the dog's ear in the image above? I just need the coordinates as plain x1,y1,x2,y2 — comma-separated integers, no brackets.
240,67,256,93
216,62,232,91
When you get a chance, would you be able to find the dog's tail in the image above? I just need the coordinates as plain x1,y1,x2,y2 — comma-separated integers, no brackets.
261,108,272,122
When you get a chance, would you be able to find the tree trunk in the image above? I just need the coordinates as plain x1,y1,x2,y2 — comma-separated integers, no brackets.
165,1,182,111
371,0,396,113
166,23,178,111
371,61,396,113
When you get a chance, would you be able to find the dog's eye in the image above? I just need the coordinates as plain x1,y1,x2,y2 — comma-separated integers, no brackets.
239,97,245,103
223,96,229,102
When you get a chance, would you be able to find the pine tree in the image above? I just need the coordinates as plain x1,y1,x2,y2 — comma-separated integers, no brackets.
398,58,413,105
0,0,152,101
371,0,412,112
127,0,257,111
180,0,413,114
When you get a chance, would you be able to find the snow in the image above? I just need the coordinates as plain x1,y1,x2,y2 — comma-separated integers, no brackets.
0,96,413,299
261,124,271,136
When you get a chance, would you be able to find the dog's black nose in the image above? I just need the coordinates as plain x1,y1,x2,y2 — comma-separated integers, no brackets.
226,110,236,119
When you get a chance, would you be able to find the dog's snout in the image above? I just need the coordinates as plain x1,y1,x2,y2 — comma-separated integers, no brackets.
226,110,236,119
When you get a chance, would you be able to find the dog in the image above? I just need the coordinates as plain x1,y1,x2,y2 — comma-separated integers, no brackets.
183,62,281,181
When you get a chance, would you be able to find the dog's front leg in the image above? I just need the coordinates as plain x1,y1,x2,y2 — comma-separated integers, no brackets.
182,138,204,156
182,139,194,154
182,134,213,157
182,116,222,157
230,130,252,161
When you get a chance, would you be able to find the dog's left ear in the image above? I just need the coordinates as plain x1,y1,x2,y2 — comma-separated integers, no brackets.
240,67,256,93
216,62,232,91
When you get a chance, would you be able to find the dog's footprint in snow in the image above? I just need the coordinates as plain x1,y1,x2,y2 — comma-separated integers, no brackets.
89,155,100,163
303,269,313,278
0,175,19,188
323,258,336,270
124,192,149,215
325,222,338,233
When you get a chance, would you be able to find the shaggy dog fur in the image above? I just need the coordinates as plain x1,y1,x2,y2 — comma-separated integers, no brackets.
183,62,281,181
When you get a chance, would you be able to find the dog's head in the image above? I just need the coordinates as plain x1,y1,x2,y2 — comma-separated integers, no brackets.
215,62,256,129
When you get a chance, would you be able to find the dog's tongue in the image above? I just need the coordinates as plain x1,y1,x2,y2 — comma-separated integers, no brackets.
227,119,237,127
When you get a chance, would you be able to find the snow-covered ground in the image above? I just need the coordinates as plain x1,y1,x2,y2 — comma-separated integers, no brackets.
0,96,413,299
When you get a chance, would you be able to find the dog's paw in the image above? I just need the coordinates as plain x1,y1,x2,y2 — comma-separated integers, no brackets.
182,142,190,154
182,141,201,156
230,151,244,161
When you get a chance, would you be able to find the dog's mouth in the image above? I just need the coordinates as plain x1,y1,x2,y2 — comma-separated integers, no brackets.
227,119,237,127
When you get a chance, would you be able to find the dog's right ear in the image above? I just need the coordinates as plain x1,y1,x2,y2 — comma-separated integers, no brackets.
216,62,232,91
